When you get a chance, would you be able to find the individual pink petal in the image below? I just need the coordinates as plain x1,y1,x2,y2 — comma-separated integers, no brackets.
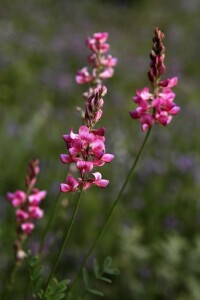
60,154,73,164
169,106,180,115
91,127,105,136
130,110,140,119
159,77,178,88
92,172,102,181
60,183,71,193
100,154,115,163
93,179,109,188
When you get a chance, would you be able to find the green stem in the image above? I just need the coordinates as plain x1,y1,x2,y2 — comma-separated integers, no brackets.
67,128,152,296
38,192,62,256
42,190,83,299
2,260,20,300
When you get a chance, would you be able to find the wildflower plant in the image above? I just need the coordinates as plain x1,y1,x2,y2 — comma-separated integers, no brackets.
130,27,180,131
2,28,181,300
7,159,46,261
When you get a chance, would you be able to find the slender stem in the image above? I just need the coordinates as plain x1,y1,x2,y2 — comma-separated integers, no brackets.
42,190,83,299
68,128,151,295
38,192,62,256
2,260,20,300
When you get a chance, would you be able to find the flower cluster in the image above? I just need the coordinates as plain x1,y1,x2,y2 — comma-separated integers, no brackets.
7,160,46,259
60,125,114,192
130,27,180,131
76,32,117,97
61,33,116,193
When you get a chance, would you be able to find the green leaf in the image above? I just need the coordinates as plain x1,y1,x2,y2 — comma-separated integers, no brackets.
27,252,42,298
82,268,89,289
103,256,120,276
99,276,112,284
45,277,69,300
103,256,112,271
93,258,100,278
87,288,104,297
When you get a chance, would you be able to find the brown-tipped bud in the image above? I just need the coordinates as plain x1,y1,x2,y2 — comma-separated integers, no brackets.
148,27,166,83
25,159,40,189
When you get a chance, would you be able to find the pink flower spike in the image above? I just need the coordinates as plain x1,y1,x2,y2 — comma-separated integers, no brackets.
16,209,29,222
60,176,79,193
92,172,109,188
21,222,35,235
28,206,44,219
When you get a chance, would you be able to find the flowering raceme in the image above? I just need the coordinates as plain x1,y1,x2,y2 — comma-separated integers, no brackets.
7,160,46,260
76,32,117,98
130,28,180,131
60,32,116,193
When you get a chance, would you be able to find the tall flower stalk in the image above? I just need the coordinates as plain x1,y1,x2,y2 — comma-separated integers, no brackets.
67,27,180,296
3,160,46,299
42,32,117,299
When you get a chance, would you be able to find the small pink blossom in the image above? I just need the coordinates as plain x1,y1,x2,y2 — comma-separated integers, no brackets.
28,206,44,219
7,190,26,207
99,68,114,79
28,189,47,206
16,209,29,222
79,172,109,190
76,67,92,84
60,176,79,193
21,222,35,235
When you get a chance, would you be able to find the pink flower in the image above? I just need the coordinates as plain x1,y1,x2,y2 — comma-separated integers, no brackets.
76,160,93,174
28,189,47,205
101,55,118,67
86,32,109,53
99,68,114,79
76,67,92,84
7,190,26,207
28,206,44,219
60,176,79,193
130,78,180,131
159,77,178,88
21,222,35,235
16,209,29,222
79,172,109,190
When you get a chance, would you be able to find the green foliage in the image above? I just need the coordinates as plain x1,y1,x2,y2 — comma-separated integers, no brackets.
44,278,70,300
27,252,43,299
82,256,119,298
27,252,70,300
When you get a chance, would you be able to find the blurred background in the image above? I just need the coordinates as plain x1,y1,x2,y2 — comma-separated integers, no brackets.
0,0,200,299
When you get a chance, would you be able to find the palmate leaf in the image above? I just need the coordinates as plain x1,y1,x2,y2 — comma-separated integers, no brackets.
27,252,42,298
